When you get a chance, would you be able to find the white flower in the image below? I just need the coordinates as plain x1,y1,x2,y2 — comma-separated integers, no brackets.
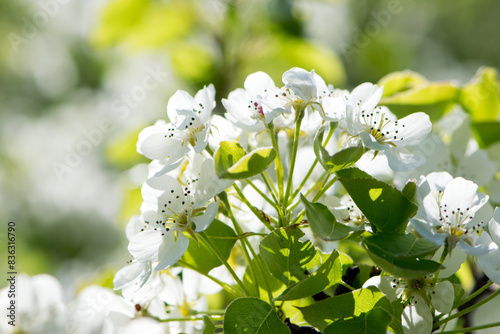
346,83,432,171
0,274,66,334
411,172,493,256
129,156,229,271
223,71,286,130
314,74,349,122
137,85,215,174
260,67,321,123
364,275,454,334
323,194,367,228
476,208,500,284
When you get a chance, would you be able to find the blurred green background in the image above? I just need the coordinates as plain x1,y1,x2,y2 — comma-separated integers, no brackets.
1,0,499,291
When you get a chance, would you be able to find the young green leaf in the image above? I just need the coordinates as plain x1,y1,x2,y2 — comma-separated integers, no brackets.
259,225,321,286
215,140,277,179
378,70,427,97
300,194,359,240
202,315,216,334
215,141,246,178
223,298,290,334
243,255,286,301
336,168,417,234
472,121,500,148
180,219,236,274
275,250,342,301
459,67,500,122
323,307,392,334
314,125,364,174
363,234,442,278
379,82,460,120
298,286,393,332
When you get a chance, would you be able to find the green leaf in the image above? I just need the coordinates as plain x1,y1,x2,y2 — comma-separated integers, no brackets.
364,233,440,258
215,141,277,179
299,286,392,331
276,250,342,301
378,70,427,97
223,298,290,334
259,225,321,286
323,307,392,334
301,194,358,240
336,168,417,234
92,0,195,49
380,82,460,121
314,125,364,174
202,315,215,334
459,67,500,122
472,121,500,148
363,234,442,278
215,141,246,177
243,255,286,301
180,219,236,274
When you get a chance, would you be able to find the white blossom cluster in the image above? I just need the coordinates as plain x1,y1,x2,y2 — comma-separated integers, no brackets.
4,67,500,334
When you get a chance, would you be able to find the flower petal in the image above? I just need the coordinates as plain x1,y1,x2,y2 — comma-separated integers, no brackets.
430,280,454,313
192,200,218,232
282,67,317,102
385,146,426,172
402,296,433,334
411,218,446,246
155,233,189,271
128,230,162,263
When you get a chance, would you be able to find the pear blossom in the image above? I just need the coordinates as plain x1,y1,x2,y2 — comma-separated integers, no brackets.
137,85,215,174
324,194,367,228
129,156,230,271
411,172,493,256
476,208,500,284
0,274,66,334
345,83,432,171
364,275,454,334
223,71,288,130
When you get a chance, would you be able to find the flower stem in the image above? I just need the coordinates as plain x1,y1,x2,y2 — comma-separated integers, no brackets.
438,321,500,333
455,280,494,309
233,184,275,231
220,192,275,306
433,287,500,330
433,245,449,285
159,315,223,322
177,259,241,297
245,178,280,213
284,117,302,209
290,121,335,202
199,231,249,296
268,122,285,204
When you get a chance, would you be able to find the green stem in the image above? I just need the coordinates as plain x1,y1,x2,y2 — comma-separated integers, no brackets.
177,259,240,297
433,287,500,329
284,117,302,208
220,191,262,298
159,315,224,322
262,171,279,200
199,231,249,296
438,321,500,334
220,191,275,306
246,178,279,212
433,245,449,285
290,121,335,202
455,280,494,309
233,184,275,231
268,122,285,203
289,176,337,226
